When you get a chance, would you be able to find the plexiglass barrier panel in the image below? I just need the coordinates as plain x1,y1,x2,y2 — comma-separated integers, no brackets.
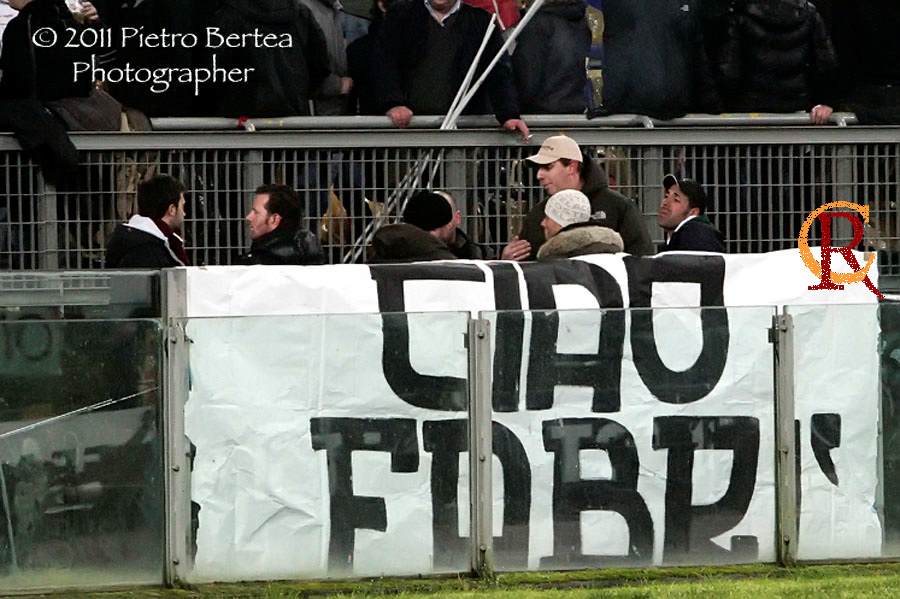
0,319,164,590
180,311,472,582
786,302,886,560
0,272,160,320
483,306,778,570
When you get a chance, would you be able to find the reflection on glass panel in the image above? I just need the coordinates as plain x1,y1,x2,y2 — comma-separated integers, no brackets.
883,302,900,555
484,306,777,571
182,311,471,582
0,272,160,320
788,302,883,561
0,319,164,590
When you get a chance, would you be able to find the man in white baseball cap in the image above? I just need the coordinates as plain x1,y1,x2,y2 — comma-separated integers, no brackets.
536,189,624,260
501,134,651,261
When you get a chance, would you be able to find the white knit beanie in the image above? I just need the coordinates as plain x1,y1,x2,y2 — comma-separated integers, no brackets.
544,189,591,227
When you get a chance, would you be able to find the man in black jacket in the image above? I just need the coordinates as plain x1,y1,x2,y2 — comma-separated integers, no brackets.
712,0,837,124
106,175,189,268
657,174,724,252
373,0,528,138
243,184,324,265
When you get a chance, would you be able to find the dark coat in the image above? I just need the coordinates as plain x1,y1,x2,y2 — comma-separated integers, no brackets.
714,0,838,113
243,227,325,265
448,228,485,260
601,0,720,119
347,20,380,115
0,0,91,101
512,0,589,114
100,0,196,116
371,223,457,263
373,1,520,123
205,0,331,117
519,158,654,259
536,222,624,260
827,2,900,123
105,224,184,268
662,215,724,252
0,99,78,186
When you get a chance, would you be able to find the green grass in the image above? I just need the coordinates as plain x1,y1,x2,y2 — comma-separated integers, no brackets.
24,563,900,598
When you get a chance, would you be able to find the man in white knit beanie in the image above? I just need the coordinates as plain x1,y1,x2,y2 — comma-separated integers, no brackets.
537,189,624,260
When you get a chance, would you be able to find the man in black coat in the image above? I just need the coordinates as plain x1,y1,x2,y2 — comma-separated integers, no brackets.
106,175,190,268
0,0,91,101
373,0,528,137
243,184,324,265
205,0,331,117
512,0,590,114
600,0,720,119
657,174,724,253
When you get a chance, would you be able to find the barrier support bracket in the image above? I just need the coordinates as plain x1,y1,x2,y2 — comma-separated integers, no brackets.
468,318,494,577
772,313,797,566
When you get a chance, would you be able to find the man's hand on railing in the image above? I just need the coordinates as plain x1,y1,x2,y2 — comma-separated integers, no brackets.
503,118,530,141
810,104,834,125
501,237,531,261
387,106,414,128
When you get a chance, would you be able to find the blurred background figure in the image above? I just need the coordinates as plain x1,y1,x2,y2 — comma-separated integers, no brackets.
712,0,838,124
513,0,590,114
204,0,331,117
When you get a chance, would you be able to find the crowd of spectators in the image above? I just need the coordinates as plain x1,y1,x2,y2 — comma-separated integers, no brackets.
1,0,898,129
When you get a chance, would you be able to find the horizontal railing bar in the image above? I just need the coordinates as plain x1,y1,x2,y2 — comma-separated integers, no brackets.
3,125,898,153
147,113,859,131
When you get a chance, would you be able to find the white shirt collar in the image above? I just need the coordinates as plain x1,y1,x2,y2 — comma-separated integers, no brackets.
673,213,698,235
424,0,462,25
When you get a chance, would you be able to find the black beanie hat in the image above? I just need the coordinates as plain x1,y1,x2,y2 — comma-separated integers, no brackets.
402,191,453,231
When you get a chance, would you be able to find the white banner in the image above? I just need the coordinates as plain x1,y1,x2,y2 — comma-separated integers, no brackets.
182,250,880,581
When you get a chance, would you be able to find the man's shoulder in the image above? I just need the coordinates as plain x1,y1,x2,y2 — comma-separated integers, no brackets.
669,217,724,251
584,185,636,221
110,222,164,245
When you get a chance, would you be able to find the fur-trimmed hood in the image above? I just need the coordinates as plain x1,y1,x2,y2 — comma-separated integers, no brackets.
537,222,624,261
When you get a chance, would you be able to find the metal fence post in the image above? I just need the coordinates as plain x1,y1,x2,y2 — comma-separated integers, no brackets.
772,313,797,565
163,268,192,584
468,317,493,577
831,144,856,246
640,147,664,246
444,149,468,219
36,174,59,270
241,150,264,214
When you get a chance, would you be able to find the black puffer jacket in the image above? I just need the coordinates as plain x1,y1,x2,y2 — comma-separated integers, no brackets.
601,0,720,119
206,0,330,117
715,0,837,113
512,0,589,114
244,227,325,265
0,0,91,101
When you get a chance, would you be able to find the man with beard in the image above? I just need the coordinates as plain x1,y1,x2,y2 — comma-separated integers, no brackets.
106,175,189,268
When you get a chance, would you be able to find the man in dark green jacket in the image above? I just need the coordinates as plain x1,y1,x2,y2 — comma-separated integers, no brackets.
502,135,653,261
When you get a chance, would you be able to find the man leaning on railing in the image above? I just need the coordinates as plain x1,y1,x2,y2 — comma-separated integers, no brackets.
372,0,529,138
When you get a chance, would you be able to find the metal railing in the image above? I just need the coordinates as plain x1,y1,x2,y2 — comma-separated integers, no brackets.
1,116,898,288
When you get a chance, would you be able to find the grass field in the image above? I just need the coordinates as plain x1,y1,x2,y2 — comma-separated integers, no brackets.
32,563,900,598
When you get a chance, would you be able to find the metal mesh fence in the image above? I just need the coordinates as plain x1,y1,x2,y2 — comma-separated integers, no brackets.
1,138,898,288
